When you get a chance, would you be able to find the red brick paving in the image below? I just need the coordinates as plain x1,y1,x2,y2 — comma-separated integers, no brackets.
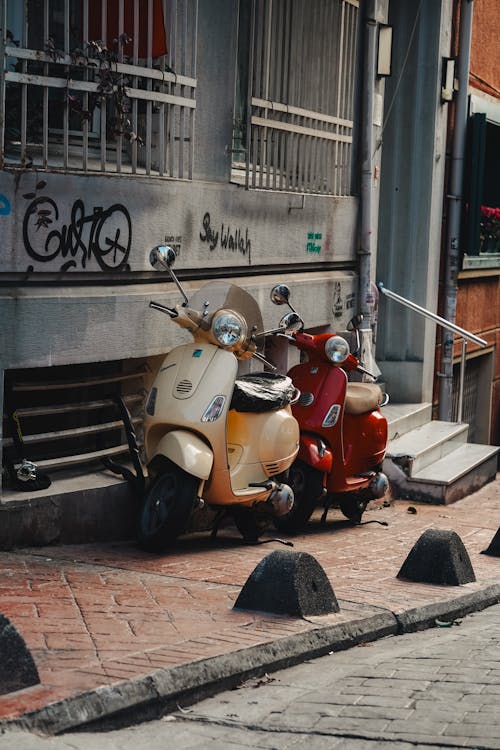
0,475,499,722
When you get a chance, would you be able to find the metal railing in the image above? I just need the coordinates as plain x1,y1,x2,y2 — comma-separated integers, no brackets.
238,0,359,195
0,0,198,178
377,282,487,424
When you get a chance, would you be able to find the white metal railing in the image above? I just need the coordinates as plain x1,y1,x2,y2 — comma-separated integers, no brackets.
237,0,359,194
377,282,488,424
0,0,198,178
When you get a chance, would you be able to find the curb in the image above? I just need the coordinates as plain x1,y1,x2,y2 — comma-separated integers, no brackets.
395,583,500,632
3,583,500,736
2,607,397,735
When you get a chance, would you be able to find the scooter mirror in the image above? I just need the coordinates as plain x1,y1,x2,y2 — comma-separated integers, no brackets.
150,245,176,271
347,313,363,331
280,312,303,333
270,284,291,306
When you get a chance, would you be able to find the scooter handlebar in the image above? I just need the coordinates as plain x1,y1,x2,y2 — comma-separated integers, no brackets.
149,300,178,318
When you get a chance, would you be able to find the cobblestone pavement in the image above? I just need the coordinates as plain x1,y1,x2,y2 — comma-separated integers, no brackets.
1,601,500,749
0,475,499,731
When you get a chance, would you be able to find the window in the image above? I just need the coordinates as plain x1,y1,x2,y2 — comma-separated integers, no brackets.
0,0,198,178
463,97,500,269
233,0,360,195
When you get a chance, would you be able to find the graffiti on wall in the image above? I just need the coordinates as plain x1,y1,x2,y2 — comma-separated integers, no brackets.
306,231,322,254
199,212,251,258
22,188,132,272
0,194,11,215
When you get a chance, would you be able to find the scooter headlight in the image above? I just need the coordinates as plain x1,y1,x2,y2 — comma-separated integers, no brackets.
324,335,350,363
211,310,247,348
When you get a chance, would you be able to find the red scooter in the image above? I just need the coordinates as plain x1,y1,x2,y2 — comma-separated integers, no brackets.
270,284,389,532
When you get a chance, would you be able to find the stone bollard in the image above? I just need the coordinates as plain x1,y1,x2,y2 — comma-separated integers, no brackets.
234,549,339,616
0,613,40,695
397,528,476,585
481,528,500,557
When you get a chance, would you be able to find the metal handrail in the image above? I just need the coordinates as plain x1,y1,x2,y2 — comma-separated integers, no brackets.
377,282,488,424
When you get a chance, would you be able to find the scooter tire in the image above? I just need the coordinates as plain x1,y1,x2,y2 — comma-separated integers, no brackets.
138,463,197,552
232,508,270,543
273,460,323,534
339,495,368,524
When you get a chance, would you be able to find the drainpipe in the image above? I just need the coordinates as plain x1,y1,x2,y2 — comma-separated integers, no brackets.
359,2,377,338
439,0,474,421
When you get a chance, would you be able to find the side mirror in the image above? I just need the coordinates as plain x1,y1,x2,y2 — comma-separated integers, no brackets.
280,312,303,333
150,245,176,271
270,284,291,306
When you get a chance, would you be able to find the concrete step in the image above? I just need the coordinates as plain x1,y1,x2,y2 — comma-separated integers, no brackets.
385,442,499,505
385,420,469,476
382,402,432,441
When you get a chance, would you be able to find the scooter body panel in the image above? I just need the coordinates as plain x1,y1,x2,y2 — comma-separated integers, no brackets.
153,430,213,480
297,432,333,473
145,343,298,507
289,359,387,494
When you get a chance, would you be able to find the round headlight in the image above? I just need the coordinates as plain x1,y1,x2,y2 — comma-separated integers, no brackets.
211,310,247,347
324,335,350,363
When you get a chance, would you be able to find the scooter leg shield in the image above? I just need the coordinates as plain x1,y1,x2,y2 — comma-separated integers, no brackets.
152,430,213,480
298,434,333,474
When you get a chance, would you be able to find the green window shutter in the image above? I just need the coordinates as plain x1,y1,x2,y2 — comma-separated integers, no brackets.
466,112,486,255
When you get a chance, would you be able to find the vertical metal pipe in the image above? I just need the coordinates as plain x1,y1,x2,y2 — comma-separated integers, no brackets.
359,1,377,326
457,338,467,423
0,0,6,169
439,0,474,421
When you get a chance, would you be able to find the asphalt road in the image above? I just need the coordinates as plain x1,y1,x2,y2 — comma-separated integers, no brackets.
1,600,500,749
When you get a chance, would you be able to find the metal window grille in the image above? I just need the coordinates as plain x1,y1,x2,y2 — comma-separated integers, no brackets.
233,0,359,194
451,357,481,442
0,0,198,178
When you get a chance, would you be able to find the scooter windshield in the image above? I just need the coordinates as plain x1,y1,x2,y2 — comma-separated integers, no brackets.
188,280,263,339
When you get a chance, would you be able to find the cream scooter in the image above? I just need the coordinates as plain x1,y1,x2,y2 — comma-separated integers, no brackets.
139,246,302,551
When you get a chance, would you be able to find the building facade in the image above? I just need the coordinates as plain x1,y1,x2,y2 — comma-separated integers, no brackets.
0,0,391,537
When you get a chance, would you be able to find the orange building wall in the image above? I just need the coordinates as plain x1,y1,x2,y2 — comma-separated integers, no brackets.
469,0,500,98
452,0,500,444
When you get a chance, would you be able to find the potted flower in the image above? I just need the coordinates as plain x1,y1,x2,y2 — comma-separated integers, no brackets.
480,205,500,253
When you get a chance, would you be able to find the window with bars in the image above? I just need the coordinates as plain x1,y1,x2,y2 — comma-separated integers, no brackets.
233,0,360,195
0,0,198,178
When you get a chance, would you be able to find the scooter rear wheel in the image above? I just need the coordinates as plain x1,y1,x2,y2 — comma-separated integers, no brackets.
138,462,197,552
273,460,323,534
232,508,270,543
339,495,368,524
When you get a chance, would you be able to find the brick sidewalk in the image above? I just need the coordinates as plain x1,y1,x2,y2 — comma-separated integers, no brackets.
0,475,499,729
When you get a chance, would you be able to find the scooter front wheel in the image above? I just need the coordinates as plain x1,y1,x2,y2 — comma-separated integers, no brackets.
138,462,197,552
273,460,323,534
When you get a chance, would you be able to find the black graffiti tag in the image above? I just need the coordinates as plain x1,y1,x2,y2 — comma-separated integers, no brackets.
200,211,251,256
23,196,132,271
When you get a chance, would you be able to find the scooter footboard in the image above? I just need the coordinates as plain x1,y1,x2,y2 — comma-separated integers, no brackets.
151,430,213,480
298,434,333,473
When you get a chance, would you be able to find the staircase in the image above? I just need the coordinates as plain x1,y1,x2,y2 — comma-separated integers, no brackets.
382,403,499,504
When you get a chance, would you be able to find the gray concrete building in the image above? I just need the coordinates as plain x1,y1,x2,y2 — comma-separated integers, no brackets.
2,0,494,543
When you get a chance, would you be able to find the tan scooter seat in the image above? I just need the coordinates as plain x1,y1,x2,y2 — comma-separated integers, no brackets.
345,382,384,415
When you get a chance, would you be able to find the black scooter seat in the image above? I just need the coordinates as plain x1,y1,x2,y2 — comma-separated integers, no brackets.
230,372,295,413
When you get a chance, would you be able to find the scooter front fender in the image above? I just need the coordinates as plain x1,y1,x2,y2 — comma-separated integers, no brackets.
152,430,213,480
298,433,333,473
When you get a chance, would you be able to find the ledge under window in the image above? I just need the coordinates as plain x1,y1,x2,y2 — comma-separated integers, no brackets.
462,253,500,271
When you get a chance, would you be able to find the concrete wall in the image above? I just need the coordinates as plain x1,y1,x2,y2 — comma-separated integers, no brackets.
376,0,453,403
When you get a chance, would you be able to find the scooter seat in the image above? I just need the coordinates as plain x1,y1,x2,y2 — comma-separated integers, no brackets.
230,372,295,413
345,382,384,415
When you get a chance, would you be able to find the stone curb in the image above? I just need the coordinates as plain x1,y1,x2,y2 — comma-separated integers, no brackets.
2,584,500,736
395,583,500,632
2,608,397,735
